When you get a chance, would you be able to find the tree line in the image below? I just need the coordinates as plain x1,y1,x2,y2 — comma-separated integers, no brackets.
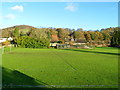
2,25,120,48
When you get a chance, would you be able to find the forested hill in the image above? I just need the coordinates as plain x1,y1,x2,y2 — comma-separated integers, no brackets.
1,25,37,38
1,25,118,38
2,25,37,30
1,25,120,47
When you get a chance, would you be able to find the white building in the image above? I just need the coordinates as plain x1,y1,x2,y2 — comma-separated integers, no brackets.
0,38,7,43
0,37,13,43
8,37,13,41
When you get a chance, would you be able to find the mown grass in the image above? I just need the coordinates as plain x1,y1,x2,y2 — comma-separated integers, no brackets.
2,47,118,88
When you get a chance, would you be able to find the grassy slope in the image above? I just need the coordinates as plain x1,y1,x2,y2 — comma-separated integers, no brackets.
2,47,118,88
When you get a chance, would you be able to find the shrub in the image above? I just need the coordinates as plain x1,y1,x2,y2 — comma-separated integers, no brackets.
14,36,50,48
2,41,10,46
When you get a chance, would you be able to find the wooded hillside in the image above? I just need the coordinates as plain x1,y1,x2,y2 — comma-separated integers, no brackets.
1,25,120,47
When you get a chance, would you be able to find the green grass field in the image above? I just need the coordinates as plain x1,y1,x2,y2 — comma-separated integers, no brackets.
1,47,119,88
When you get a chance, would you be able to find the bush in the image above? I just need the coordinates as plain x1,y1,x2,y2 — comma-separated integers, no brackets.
57,40,63,44
2,41,10,46
14,36,50,48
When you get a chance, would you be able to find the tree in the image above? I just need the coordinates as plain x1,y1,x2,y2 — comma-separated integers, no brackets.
73,30,86,43
73,31,81,40
13,27,19,38
77,28,83,32
98,32,104,41
94,31,99,41
20,31,25,36
84,31,92,42
28,28,49,41
90,31,95,40
101,30,111,44
2,30,12,38
51,35,58,42
27,28,50,47
56,28,69,41
111,30,120,47
102,31,110,40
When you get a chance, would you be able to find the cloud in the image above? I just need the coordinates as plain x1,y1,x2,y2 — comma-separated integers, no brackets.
5,14,16,20
11,5,24,12
65,3,78,12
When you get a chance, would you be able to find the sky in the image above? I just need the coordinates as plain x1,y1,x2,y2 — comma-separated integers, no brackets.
0,2,118,30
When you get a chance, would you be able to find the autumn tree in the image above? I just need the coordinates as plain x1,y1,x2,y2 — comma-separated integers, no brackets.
101,30,111,44
48,28,58,42
73,29,86,43
89,31,95,40
56,28,69,41
84,31,92,42
73,31,81,40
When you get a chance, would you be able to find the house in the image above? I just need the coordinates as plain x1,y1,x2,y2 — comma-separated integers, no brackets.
8,37,13,41
50,43,58,47
73,43,86,45
0,37,13,43
0,38,7,43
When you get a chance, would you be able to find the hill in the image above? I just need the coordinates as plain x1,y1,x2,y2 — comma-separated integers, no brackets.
1,25,37,38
